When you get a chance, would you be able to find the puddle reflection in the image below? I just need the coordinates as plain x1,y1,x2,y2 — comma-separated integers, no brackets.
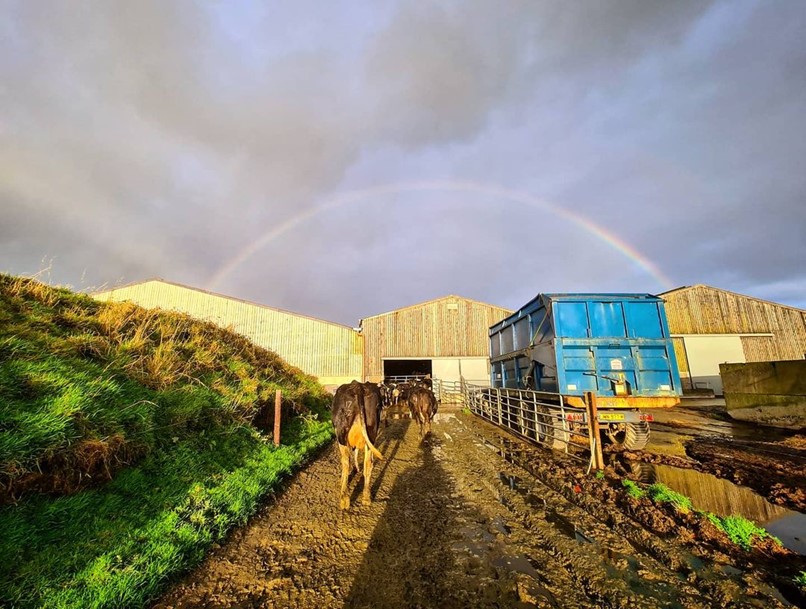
632,462,805,554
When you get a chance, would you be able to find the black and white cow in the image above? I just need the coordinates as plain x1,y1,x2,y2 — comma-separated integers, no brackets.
331,381,383,509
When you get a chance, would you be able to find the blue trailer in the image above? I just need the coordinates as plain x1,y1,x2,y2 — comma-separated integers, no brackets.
489,293,682,450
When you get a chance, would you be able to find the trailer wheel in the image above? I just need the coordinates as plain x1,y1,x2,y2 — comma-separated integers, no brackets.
606,421,650,451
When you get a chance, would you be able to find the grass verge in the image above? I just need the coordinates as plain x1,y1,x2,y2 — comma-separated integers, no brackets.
0,416,333,608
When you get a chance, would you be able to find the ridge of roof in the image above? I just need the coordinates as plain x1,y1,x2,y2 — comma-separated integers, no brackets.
360,294,512,321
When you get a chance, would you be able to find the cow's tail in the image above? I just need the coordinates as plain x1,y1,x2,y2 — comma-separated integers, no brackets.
357,389,383,460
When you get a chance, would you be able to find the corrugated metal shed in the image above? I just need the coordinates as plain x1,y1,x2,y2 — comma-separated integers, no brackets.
360,295,512,382
93,279,363,387
661,284,806,392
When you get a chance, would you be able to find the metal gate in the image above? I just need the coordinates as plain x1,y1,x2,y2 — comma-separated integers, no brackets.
383,377,601,469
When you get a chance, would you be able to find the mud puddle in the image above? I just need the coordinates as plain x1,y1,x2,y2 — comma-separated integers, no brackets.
650,400,794,443
627,461,806,554
490,464,697,608
641,400,806,514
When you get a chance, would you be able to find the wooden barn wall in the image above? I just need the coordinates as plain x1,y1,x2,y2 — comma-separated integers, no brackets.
671,337,691,388
663,286,806,363
94,281,363,385
362,297,512,381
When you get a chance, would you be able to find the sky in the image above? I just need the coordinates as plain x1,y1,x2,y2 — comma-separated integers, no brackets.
2,0,805,326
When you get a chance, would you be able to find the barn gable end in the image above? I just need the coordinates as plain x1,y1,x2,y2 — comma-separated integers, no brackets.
360,295,512,384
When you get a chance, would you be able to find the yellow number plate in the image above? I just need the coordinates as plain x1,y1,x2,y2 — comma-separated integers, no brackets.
599,413,626,422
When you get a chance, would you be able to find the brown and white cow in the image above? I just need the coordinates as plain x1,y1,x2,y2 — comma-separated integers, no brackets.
407,386,438,439
331,381,383,509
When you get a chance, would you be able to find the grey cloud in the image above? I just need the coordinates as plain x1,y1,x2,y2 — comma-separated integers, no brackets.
1,0,805,322
364,2,524,145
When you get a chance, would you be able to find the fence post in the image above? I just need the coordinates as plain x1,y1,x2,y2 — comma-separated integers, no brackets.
273,389,282,446
584,391,605,470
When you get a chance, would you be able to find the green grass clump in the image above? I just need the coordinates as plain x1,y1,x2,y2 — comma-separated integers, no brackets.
796,572,806,587
647,482,693,512
705,513,781,551
621,478,646,499
0,274,336,608
0,417,333,608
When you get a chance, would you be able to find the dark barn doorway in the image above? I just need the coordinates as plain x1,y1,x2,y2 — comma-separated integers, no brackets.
383,359,432,380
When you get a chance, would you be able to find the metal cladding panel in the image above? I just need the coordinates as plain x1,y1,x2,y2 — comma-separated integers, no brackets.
491,293,681,400
93,281,363,383
361,295,512,381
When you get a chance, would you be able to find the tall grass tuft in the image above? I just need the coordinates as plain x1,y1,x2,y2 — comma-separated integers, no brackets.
621,478,646,499
646,482,693,512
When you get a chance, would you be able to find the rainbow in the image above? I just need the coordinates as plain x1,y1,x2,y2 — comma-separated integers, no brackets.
207,180,674,290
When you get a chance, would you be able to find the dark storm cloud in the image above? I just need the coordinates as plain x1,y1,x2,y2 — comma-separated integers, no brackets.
1,0,805,323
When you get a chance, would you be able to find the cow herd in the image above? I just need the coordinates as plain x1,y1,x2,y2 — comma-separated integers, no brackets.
331,378,438,509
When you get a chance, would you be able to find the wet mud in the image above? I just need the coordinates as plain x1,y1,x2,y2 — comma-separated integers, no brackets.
154,412,804,609
621,435,806,513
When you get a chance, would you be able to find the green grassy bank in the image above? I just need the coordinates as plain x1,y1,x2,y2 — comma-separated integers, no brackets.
0,275,334,608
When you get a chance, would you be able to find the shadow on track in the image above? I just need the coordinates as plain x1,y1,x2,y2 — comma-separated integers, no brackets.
344,432,460,609
348,417,411,506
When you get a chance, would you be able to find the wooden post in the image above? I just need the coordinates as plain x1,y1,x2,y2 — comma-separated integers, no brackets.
584,391,605,470
273,389,282,446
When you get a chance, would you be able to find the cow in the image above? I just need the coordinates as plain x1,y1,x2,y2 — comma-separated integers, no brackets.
390,382,403,407
331,381,384,509
378,382,394,409
407,386,438,439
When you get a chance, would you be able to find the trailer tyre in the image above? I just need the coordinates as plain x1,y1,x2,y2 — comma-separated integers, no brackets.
613,421,650,451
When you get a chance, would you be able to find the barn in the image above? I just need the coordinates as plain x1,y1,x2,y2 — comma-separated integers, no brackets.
360,295,512,384
661,284,806,395
93,279,363,389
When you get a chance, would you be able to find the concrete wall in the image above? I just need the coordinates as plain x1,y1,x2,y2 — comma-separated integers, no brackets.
720,360,806,429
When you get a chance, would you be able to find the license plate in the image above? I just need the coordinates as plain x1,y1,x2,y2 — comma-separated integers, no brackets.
598,413,626,422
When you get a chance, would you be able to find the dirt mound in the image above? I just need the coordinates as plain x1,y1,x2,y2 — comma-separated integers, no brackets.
0,273,327,502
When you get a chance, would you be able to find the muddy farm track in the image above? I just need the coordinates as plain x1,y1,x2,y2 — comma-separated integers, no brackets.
155,413,804,609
